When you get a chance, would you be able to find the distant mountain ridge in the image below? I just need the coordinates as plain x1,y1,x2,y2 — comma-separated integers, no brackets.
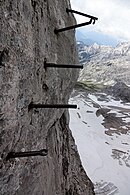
78,41,130,62
76,30,98,45
76,30,118,47
77,41,130,86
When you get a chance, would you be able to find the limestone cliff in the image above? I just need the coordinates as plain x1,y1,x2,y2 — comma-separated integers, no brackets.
0,0,94,194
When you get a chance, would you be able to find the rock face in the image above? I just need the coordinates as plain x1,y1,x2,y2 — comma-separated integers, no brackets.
0,0,94,194
105,82,130,103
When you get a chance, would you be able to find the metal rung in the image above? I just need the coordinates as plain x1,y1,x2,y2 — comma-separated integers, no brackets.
44,61,83,69
66,8,98,21
6,149,48,160
54,8,98,34
54,19,92,34
29,103,77,109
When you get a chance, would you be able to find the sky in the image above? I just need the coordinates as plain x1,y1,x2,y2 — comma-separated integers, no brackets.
70,0,130,43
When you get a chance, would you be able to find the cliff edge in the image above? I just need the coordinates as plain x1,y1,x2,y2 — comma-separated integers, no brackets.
0,0,94,194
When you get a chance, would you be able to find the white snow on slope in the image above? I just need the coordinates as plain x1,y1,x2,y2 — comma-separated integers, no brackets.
69,92,130,195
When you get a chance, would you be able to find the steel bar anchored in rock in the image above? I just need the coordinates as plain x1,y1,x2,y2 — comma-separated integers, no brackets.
54,20,93,34
6,149,48,160
66,8,98,21
29,103,77,109
44,61,83,69
54,8,98,34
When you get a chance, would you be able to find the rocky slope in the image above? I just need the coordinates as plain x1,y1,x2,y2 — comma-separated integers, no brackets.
77,42,130,86
0,1,94,194
68,41,130,194
69,88,130,195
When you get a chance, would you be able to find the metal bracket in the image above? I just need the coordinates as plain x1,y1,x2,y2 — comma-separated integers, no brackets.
54,8,98,34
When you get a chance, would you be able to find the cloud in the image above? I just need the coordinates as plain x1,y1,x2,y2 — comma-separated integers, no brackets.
70,0,130,41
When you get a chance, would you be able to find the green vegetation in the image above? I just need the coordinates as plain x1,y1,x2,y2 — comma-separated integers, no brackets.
75,80,106,91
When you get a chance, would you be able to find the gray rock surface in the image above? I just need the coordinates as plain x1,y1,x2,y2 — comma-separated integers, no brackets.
0,0,94,194
106,82,130,102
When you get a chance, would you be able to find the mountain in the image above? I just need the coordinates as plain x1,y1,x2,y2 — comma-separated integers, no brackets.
76,30,118,47
77,41,130,86
0,1,94,195
69,40,130,195
76,30,97,45
69,87,130,195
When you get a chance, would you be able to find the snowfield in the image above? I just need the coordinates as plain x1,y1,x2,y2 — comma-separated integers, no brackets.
69,90,130,195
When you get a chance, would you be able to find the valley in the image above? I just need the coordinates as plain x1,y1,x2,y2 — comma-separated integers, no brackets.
69,89,130,195
69,41,130,194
